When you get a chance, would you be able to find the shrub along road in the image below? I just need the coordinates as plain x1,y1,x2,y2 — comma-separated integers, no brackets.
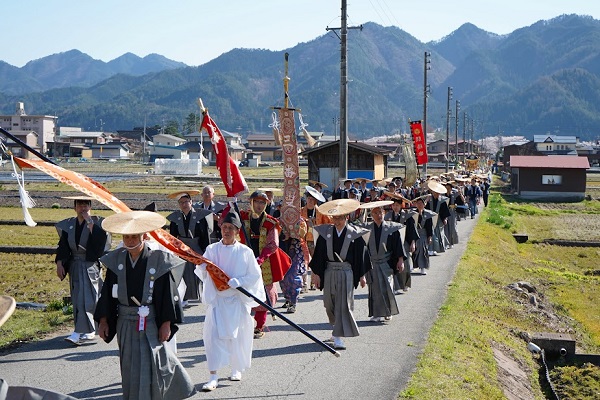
0,211,480,400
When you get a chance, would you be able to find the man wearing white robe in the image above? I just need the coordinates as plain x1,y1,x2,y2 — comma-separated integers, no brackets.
196,212,266,392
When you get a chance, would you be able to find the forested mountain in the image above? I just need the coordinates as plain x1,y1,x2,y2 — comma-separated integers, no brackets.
1,14,599,141
0,50,187,94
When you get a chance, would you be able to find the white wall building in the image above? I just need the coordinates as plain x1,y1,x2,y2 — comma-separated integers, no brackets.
0,102,58,153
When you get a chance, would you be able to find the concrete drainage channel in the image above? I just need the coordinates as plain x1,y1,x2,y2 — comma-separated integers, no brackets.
529,333,600,400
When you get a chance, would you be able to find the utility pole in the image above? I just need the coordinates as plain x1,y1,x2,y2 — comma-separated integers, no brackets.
470,119,474,154
423,51,431,178
445,86,452,173
327,0,362,181
462,111,467,164
455,100,460,167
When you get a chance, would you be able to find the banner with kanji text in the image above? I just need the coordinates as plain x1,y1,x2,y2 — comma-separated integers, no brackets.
409,120,428,165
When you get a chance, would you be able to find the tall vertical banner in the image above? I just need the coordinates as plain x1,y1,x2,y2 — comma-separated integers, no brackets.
201,112,248,198
410,120,428,165
279,108,301,239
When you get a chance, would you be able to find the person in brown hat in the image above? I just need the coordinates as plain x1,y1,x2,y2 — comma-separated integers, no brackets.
55,196,110,345
166,190,211,307
309,199,371,350
197,211,266,391
360,201,405,323
94,211,195,400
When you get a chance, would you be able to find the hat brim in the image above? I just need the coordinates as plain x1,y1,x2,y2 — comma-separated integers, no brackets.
359,200,393,209
167,190,201,199
62,196,94,201
317,199,361,216
305,186,326,203
309,180,328,188
101,211,167,235
257,187,282,192
427,180,447,194
383,191,412,203
0,295,16,328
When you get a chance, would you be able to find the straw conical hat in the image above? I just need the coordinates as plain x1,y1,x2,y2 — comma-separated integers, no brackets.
0,295,16,328
383,191,412,203
101,211,166,235
305,186,326,203
427,180,447,194
257,187,281,193
358,200,393,209
317,199,361,216
167,190,201,200
308,180,328,188
62,196,94,201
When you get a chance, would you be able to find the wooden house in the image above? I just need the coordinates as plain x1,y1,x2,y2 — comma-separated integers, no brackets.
300,140,391,189
510,155,589,201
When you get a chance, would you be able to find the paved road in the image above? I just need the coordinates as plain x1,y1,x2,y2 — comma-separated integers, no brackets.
0,211,480,400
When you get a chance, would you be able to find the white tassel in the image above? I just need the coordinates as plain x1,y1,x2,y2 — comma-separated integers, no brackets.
10,155,37,227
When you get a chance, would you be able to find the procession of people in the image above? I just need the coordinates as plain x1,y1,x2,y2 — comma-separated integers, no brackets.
46,167,489,399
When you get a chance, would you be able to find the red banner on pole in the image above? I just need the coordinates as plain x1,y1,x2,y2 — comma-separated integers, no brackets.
201,112,248,198
410,121,428,165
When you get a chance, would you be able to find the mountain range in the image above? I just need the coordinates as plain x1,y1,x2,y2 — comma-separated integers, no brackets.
1,13,599,142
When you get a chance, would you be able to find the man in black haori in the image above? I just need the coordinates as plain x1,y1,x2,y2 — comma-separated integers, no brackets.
95,211,195,400
384,192,418,293
444,181,464,248
361,201,406,323
196,184,224,244
55,196,110,345
167,190,211,306
413,196,436,275
425,180,450,255
309,199,371,350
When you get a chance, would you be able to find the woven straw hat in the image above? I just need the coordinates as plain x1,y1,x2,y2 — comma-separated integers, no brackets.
305,185,326,203
384,191,412,204
257,187,281,193
308,180,328,188
359,200,393,209
167,190,201,200
427,180,447,194
0,295,16,328
317,199,361,216
101,211,166,235
62,195,94,201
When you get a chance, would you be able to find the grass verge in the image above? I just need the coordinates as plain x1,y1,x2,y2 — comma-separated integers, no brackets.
400,193,600,399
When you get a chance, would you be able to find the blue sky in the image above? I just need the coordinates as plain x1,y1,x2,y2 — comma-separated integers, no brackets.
3,0,600,67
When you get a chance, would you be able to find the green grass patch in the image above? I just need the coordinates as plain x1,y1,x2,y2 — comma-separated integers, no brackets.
400,193,600,399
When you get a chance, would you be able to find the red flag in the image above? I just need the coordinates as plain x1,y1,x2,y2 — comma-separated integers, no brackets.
410,121,428,165
201,112,248,198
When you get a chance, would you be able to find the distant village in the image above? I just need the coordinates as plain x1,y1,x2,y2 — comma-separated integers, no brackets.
1,101,598,202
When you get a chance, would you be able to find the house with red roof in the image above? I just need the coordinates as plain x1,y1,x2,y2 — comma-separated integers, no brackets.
510,155,590,201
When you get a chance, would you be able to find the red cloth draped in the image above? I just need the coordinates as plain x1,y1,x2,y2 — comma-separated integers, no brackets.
201,112,248,198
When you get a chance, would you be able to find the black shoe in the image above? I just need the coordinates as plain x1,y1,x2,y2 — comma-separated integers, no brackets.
286,304,296,314
281,300,291,309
